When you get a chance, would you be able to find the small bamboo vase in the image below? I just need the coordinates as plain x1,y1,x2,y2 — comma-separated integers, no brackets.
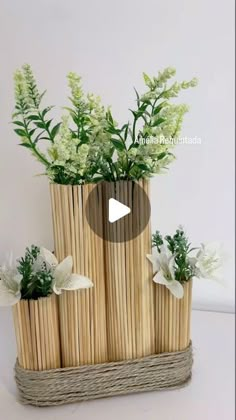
12,294,61,370
155,280,193,353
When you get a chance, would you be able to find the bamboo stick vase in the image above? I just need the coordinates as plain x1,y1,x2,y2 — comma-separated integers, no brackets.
155,280,193,353
102,179,155,361
50,183,108,366
12,294,61,370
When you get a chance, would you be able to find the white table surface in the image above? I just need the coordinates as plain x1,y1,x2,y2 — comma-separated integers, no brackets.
0,309,235,420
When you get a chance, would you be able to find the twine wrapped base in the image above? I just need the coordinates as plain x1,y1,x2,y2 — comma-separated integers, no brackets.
15,343,193,407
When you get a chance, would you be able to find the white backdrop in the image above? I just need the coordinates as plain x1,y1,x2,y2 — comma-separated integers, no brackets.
0,0,235,315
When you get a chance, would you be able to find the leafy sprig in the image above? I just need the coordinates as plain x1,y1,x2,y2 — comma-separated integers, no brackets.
13,65,61,166
152,227,196,283
17,245,53,299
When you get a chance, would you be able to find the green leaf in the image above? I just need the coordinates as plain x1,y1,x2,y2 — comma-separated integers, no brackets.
106,126,121,135
29,128,37,136
33,131,44,143
136,163,150,171
130,103,149,119
39,90,47,102
71,114,80,125
134,87,140,106
157,152,167,160
35,121,46,129
124,123,129,140
71,131,78,139
153,101,168,115
106,109,114,124
143,72,152,86
12,121,25,127
128,142,139,150
27,115,40,121
14,128,27,137
46,119,52,129
151,117,165,127
111,139,126,151
19,143,32,149
51,123,61,139
42,106,54,118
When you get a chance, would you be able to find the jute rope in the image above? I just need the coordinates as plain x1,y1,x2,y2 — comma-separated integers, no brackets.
15,343,193,407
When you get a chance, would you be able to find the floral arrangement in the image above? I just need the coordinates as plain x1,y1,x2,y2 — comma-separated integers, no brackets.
12,65,197,184
0,245,93,306
147,227,223,298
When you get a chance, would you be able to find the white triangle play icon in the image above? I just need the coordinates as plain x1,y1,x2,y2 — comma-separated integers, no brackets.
109,198,131,223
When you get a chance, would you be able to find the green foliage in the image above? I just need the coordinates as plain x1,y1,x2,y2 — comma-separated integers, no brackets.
152,231,164,252
12,65,197,184
17,245,53,300
13,65,62,167
152,227,196,283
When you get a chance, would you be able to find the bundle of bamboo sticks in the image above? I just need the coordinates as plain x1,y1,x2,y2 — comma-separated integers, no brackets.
155,281,193,353
50,183,107,367
103,180,155,361
12,294,60,370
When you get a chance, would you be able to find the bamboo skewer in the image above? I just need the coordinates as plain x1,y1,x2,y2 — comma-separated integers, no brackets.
29,300,38,370
117,181,127,359
138,180,145,356
76,186,86,365
133,182,141,358
104,183,116,361
17,301,27,369
124,181,132,359
83,184,92,365
34,300,42,370
128,181,136,359
24,300,33,370
187,280,193,345
12,305,22,366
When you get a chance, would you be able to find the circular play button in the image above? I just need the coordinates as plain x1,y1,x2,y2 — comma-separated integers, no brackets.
85,181,151,243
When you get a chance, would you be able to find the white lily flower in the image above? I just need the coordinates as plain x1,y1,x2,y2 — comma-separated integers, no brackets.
0,259,22,306
32,247,58,273
40,248,93,295
195,242,224,283
195,242,224,282
40,247,58,267
147,245,184,299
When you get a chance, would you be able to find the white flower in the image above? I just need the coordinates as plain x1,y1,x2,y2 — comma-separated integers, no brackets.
195,242,224,282
147,245,184,298
40,248,93,294
0,256,22,306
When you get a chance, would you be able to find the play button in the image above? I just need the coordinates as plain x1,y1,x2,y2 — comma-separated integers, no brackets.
109,198,131,223
85,181,151,243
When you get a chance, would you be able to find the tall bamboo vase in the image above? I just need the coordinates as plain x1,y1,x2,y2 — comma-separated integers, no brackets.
50,183,107,366
103,179,155,361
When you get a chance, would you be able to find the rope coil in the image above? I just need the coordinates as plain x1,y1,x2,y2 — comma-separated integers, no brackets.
15,342,193,407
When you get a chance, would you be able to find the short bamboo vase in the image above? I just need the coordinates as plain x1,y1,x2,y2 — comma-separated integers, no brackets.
155,281,193,353
12,294,60,370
